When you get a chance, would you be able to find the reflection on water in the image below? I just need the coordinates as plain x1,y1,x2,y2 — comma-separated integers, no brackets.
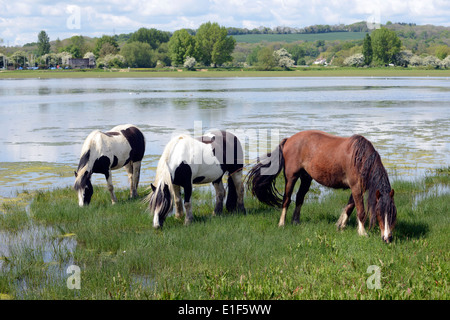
0,77,449,197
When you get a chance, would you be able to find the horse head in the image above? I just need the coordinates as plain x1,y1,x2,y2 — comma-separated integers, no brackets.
74,170,94,207
375,189,397,243
149,182,173,229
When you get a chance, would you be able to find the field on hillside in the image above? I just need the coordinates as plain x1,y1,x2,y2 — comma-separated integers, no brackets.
233,32,369,43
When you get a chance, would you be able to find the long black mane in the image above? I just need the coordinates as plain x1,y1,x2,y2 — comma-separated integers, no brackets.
350,135,394,227
74,149,91,191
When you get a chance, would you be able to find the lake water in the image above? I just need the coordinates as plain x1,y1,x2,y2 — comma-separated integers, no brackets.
0,76,449,199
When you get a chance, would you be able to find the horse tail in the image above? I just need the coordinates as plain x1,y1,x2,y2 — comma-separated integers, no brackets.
226,175,237,212
247,138,287,208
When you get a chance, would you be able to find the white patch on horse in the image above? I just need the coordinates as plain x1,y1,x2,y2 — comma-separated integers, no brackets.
74,124,144,206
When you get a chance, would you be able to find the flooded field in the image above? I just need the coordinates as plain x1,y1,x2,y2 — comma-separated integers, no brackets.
0,76,449,201
0,76,449,299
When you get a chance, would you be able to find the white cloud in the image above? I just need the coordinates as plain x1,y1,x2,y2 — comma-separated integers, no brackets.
1,0,449,46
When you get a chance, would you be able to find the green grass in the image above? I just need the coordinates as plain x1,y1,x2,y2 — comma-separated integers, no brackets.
1,67,449,79
0,169,449,300
233,32,369,43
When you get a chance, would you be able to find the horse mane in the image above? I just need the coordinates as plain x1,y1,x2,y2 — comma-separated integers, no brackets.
147,135,186,212
74,130,100,190
350,135,392,228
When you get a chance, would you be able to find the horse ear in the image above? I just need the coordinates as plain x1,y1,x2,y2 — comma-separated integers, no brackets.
390,189,395,198
376,190,381,200
151,183,156,192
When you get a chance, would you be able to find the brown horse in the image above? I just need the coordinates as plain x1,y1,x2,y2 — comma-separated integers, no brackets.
247,130,397,243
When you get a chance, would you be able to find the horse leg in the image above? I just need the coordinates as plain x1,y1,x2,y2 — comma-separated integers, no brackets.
131,161,141,198
183,183,193,225
336,194,355,230
279,175,298,227
292,172,312,225
351,187,367,236
230,171,245,213
106,171,118,204
173,185,184,219
125,163,135,199
212,179,225,215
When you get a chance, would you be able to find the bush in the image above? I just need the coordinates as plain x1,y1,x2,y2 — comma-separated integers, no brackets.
97,54,125,68
273,48,295,69
393,50,413,67
422,55,441,69
343,53,365,67
183,56,196,70
442,55,450,68
409,55,423,67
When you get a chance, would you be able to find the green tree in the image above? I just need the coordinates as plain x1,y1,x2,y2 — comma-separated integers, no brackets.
195,22,236,66
128,28,170,50
10,51,27,68
94,35,119,57
62,35,87,58
246,46,261,66
37,30,50,56
256,46,276,70
168,29,196,66
287,44,305,65
434,45,450,60
362,33,373,65
371,28,401,65
120,42,154,68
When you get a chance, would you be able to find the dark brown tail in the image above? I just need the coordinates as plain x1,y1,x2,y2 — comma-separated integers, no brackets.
247,138,287,208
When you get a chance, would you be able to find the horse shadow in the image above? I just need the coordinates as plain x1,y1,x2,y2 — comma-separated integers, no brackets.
393,220,429,241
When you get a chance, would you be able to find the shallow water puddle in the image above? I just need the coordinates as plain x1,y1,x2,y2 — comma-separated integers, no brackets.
413,183,450,208
0,162,75,198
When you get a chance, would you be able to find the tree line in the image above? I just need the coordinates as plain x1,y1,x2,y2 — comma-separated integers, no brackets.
1,21,449,70
0,22,235,69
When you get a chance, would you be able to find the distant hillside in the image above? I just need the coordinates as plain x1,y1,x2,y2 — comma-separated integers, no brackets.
233,32,368,43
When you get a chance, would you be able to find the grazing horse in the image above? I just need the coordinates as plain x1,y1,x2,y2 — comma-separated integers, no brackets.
148,130,245,229
74,124,145,206
247,130,397,243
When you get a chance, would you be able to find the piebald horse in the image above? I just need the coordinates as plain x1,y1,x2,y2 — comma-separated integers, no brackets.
247,130,397,243
148,130,245,228
74,124,145,206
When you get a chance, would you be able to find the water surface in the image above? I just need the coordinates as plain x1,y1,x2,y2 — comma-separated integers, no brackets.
1,77,449,199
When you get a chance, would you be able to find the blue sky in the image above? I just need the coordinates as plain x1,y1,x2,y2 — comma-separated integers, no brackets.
1,0,449,46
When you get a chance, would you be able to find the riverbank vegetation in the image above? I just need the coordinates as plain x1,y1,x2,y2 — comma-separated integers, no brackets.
1,22,449,72
0,168,448,299
1,67,449,79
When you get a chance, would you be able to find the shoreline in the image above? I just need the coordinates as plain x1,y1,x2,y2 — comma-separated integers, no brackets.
1,67,449,79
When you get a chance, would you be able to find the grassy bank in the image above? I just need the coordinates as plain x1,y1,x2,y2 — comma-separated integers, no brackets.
1,67,449,79
0,168,448,300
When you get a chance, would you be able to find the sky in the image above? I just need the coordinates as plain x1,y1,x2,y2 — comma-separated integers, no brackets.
1,0,449,46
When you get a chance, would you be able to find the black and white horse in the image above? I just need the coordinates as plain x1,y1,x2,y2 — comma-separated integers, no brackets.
148,130,245,228
74,124,145,206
